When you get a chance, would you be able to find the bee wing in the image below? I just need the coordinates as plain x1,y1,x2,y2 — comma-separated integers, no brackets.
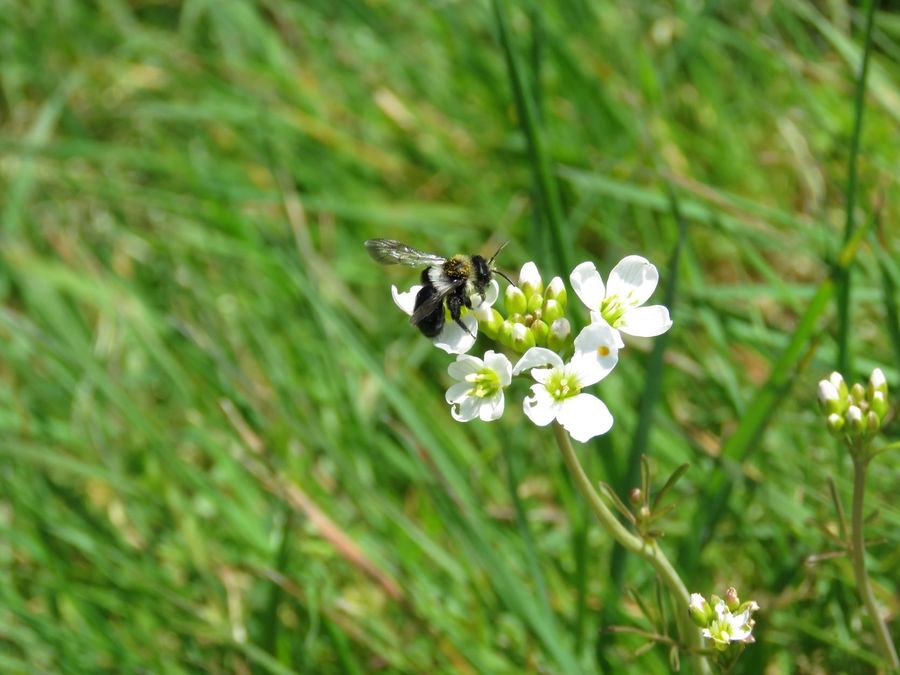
364,239,446,267
409,277,466,327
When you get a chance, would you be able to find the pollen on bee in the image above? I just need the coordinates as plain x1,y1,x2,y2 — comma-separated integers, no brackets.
445,255,472,278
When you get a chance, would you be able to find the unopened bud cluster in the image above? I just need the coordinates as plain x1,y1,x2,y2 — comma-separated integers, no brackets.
689,588,758,651
817,369,889,441
481,262,572,353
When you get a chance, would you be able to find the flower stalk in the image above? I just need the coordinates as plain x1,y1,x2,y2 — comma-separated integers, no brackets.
552,422,711,674
850,451,900,670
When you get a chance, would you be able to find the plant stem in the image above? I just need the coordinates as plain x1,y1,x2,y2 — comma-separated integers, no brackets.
836,0,878,375
850,455,900,670
552,423,711,674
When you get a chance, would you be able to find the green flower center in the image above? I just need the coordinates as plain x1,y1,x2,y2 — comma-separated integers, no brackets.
600,294,630,328
706,619,733,650
545,369,581,401
465,368,501,399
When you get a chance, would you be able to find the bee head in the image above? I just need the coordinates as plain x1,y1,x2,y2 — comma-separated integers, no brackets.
471,255,492,291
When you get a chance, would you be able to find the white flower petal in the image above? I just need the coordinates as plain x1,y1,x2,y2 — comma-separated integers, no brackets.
434,314,477,354
569,353,617,388
606,256,659,307
572,322,620,385
391,284,421,316
482,350,512,386
619,305,672,337
512,347,564,375
473,278,500,309
570,262,606,311
448,354,484,380
452,395,481,422
529,367,554,384
518,261,542,287
556,393,613,442
588,312,626,349
445,381,473,404
522,385,560,426
479,392,505,421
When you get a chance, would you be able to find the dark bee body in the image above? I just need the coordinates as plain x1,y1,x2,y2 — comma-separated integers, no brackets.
364,239,503,338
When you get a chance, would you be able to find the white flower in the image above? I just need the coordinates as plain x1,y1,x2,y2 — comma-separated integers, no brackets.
391,279,499,354
700,600,757,650
512,344,614,443
445,350,512,422
570,257,673,339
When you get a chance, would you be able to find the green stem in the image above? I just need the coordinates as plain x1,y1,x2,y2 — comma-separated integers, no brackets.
552,423,711,674
836,0,877,375
850,456,900,670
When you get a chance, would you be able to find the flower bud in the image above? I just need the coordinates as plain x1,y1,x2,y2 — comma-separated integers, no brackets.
542,298,564,323
865,410,880,436
725,587,740,611
500,319,515,347
547,318,571,352
847,405,865,434
871,390,887,421
531,319,549,347
518,262,543,298
826,413,845,435
817,380,842,415
869,368,887,396
527,292,544,314
868,368,888,413
545,276,567,310
478,308,505,339
829,372,848,399
850,383,866,406
629,488,642,506
688,593,713,627
510,323,535,353
504,285,527,315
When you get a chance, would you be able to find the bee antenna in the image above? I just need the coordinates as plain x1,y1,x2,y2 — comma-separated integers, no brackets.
488,241,509,266
494,269,516,287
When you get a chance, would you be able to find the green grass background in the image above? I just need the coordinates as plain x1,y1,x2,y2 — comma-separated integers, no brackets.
1,1,898,672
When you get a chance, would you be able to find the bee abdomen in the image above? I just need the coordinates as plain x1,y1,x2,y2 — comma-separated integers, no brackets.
413,284,445,337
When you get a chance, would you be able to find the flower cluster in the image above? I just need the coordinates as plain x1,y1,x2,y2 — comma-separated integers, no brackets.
817,369,889,441
689,588,759,651
391,255,672,442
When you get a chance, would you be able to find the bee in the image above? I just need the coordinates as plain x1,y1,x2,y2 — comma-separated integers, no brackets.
365,238,513,338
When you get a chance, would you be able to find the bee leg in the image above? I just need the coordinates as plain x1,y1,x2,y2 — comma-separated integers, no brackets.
447,293,476,338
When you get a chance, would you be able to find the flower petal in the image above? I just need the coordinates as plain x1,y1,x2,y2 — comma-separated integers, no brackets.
572,322,620,385
619,305,672,337
570,262,606,311
482,350,512,386
529,367,554,384
556,393,613,442
606,256,659,307
445,381,473,404
451,395,481,422
448,354,484,380
589,312,625,348
473,278,500,309
479,392,505,421
512,347,564,375
434,314,477,354
522,385,560,426
391,284,421,316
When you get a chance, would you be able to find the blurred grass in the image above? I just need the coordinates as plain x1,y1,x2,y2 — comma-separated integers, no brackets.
1,1,898,673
